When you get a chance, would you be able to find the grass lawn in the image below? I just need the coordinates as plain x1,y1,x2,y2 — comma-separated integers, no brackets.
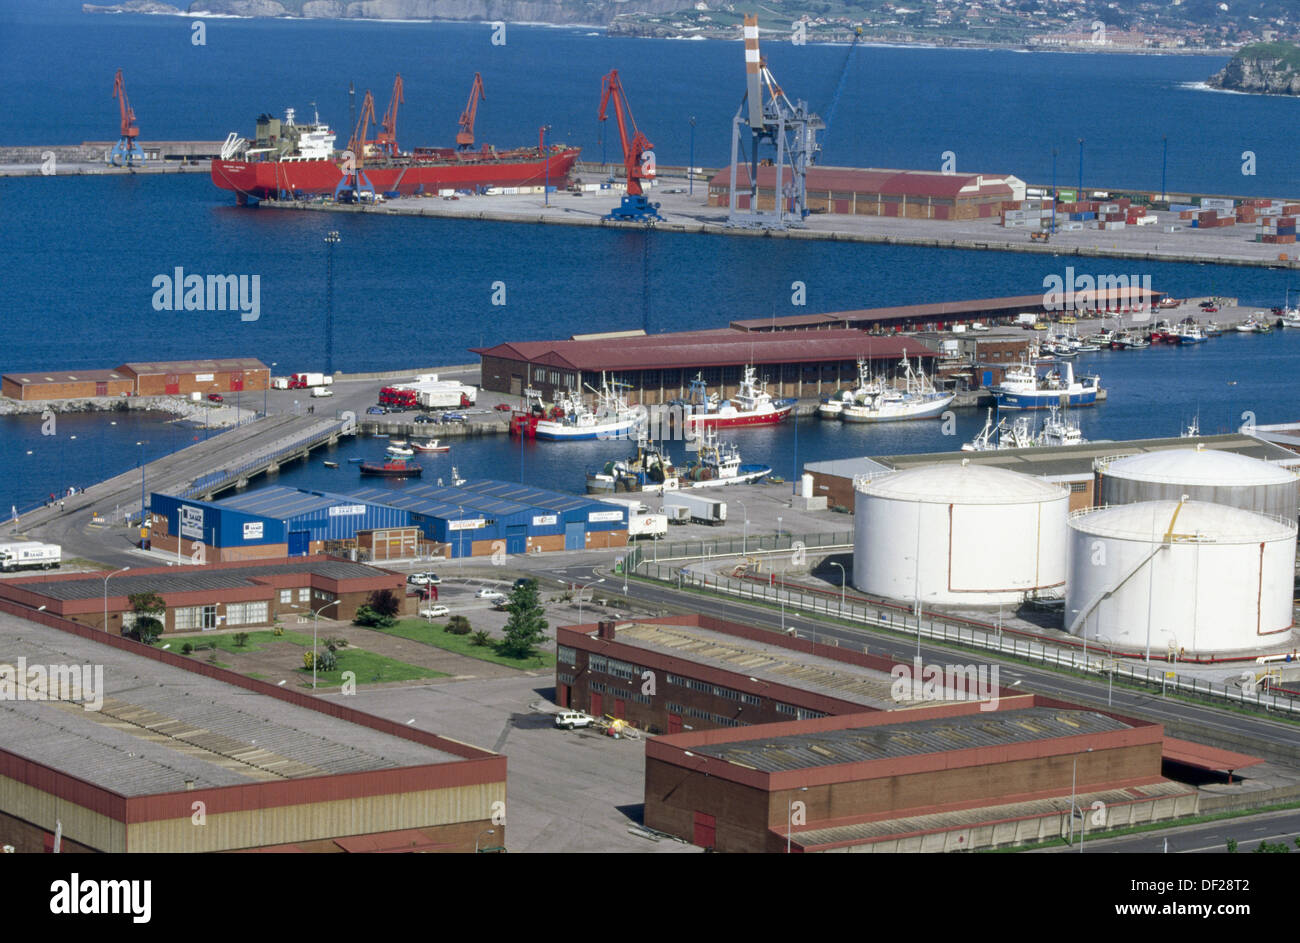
296,648,448,686
386,618,556,671
167,629,316,655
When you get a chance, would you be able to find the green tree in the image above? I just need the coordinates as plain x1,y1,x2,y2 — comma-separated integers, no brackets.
471,630,492,647
126,590,165,645
367,589,402,619
445,615,472,636
498,580,548,659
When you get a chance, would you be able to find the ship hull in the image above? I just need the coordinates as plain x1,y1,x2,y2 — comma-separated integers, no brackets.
211,147,581,201
840,394,956,423
684,403,793,429
534,417,639,441
686,465,772,487
995,389,1098,410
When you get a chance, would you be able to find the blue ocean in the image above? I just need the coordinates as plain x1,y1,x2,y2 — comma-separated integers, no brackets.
3,1,1298,510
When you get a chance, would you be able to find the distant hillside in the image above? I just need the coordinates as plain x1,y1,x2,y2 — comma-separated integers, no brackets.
1208,42,1300,95
83,0,696,25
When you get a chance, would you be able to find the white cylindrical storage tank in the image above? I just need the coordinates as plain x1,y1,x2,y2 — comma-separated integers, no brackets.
1095,446,1299,522
1066,500,1297,654
853,462,1069,605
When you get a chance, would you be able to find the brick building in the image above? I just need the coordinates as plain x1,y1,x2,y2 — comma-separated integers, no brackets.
3,358,269,401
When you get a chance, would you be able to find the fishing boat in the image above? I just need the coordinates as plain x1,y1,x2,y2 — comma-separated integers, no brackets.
683,365,794,429
680,429,771,487
817,360,872,419
323,460,340,469
347,457,364,464
1037,406,1086,447
1174,323,1207,344
359,457,423,478
386,445,415,457
840,353,954,422
991,354,1101,410
1204,322,1223,337
962,406,1086,451
527,376,641,441
388,438,408,447
586,434,680,494
411,439,449,453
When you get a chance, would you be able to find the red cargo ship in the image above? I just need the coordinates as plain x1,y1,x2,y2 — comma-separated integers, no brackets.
210,76,580,204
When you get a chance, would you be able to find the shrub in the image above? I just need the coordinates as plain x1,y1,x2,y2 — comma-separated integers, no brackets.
353,604,395,629
181,642,194,655
302,649,337,671
470,630,492,647
232,632,250,648
128,617,163,646
445,615,472,636
366,589,402,619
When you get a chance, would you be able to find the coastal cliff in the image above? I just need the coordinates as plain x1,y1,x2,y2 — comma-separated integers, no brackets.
83,0,697,26
1208,43,1300,95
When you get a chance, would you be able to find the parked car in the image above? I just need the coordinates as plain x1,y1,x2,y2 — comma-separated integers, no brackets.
443,412,467,423
476,587,506,601
413,414,437,424
366,406,385,415
494,403,513,412
407,573,434,586
419,605,450,619
554,710,594,730
208,393,224,403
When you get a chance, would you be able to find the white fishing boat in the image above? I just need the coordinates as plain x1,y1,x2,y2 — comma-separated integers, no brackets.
411,439,449,453
840,352,954,423
679,428,772,487
532,374,641,441
385,445,415,457
818,359,872,419
992,353,1101,410
962,406,1086,451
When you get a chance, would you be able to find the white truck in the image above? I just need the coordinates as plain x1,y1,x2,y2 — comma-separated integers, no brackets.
0,541,61,572
598,497,668,538
270,376,291,390
663,491,726,525
310,386,334,398
290,373,333,389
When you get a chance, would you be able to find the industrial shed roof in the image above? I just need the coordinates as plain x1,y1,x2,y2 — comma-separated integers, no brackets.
216,486,400,520
474,330,935,372
0,611,461,796
710,166,1017,200
346,481,624,523
694,708,1130,773
116,359,268,375
2,369,130,386
13,558,391,602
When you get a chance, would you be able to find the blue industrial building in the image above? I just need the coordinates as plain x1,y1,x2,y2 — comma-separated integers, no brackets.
151,481,627,561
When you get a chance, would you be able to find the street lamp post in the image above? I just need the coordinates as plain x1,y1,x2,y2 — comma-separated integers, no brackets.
137,441,146,535
577,577,604,624
542,126,553,205
104,566,130,633
1051,146,1058,233
1160,135,1168,204
688,116,696,196
324,231,340,376
1077,138,1084,200
1069,747,1094,848
292,600,338,690
830,561,845,614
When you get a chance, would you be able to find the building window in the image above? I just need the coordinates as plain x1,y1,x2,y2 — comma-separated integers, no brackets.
666,673,685,686
631,692,651,705
589,655,608,675
557,673,575,684
685,706,711,720
712,715,741,727
174,605,218,631
298,588,310,603
741,693,761,706
666,702,685,713
607,658,637,681
685,678,711,694
279,589,291,604
591,682,608,694
558,645,577,665
225,601,269,627
1069,482,1088,493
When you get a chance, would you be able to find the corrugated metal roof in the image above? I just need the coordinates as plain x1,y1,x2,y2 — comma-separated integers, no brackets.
218,486,390,520
474,330,935,372
0,612,460,796
695,708,1130,773
710,165,1015,200
116,359,268,374
3,369,129,385
345,480,620,522
22,559,388,601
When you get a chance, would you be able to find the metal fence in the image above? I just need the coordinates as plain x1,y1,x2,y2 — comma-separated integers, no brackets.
626,530,852,566
175,420,347,501
628,541,1300,718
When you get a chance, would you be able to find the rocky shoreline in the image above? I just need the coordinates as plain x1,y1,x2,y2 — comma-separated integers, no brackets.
1207,43,1300,95
0,395,247,427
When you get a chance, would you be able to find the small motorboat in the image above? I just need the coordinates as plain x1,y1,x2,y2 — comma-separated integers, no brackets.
360,458,423,478
389,438,408,447
386,445,415,457
323,460,340,469
347,457,364,464
411,439,449,453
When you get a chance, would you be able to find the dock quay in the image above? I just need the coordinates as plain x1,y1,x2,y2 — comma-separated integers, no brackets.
10,414,350,537
256,188,1300,270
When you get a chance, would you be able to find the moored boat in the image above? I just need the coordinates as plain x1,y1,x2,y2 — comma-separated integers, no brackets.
840,353,954,423
683,365,793,429
991,354,1101,410
680,429,771,487
359,457,423,478
411,439,449,453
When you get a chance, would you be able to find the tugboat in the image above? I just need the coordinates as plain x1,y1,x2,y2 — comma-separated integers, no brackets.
679,428,771,487
359,457,423,478
586,433,680,494
683,365,793,429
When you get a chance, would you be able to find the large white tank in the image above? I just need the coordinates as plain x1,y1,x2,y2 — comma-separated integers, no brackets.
853,462,1069,606
1066,500,1297,654
1095,446,1299,522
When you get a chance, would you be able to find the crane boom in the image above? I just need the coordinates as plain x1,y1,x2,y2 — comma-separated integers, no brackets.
347,90,376,165
457,73,486,150
109,69,144,167
376,73,403,157
596,70,662,222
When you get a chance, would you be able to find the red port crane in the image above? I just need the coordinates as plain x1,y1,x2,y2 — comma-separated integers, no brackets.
347,89,376,165
457,73,486,151
375,73,403,157
597,69,662,222
110,69,144,166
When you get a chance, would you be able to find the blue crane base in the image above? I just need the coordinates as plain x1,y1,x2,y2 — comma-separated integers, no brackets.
603,194,664,223
109,140,145,167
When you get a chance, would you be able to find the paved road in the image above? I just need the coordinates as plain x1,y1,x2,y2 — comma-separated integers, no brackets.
1037,807,1300,854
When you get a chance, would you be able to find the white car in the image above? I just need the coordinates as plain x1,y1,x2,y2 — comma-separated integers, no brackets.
407,573,433,586
554,710,594,730
476,588,507,601
419,605,450,619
